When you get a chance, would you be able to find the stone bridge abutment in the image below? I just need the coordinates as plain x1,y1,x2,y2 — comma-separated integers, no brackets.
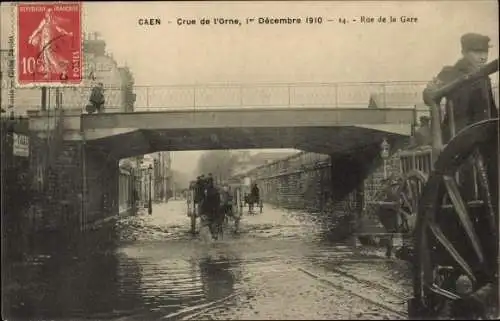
29,133,120,234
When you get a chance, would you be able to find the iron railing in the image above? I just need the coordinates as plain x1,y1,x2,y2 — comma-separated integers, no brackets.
2,81,497,113
0,81,425,111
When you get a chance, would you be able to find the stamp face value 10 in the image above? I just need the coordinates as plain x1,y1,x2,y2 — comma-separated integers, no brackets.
16,2,83,87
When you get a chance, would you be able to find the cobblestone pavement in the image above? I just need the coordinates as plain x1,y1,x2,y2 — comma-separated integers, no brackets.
5,199,413,320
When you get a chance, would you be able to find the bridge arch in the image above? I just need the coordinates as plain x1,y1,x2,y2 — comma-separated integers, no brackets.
27,107,413,231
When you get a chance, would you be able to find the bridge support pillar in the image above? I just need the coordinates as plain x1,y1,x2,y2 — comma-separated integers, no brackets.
328,146,381,238
30,136,119,234
81,144,120,230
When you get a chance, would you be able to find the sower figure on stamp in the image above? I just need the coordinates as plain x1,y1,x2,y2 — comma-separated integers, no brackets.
28,8,73,79
87,83,105,114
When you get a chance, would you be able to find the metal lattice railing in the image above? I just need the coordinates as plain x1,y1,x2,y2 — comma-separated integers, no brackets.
1,81,426,112
2,81,497,114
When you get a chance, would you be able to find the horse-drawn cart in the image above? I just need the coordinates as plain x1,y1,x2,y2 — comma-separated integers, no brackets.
364,58,499,319
186,179,250,234
393,59,499,319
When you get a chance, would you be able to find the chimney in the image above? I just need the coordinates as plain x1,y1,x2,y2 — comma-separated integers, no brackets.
84,31,106,56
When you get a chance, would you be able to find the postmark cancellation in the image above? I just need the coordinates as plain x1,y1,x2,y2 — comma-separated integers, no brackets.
15,2,83,88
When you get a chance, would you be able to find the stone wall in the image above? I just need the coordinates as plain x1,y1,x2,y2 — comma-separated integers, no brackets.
83,145,119,226
252,159,361,241
329,145,383,236
363,152,402,205
2,117,32,260
29,134,120,233
250,152,330,210
259,162,333,212
359,149,407,234
233,140,413,240
244,146,382,240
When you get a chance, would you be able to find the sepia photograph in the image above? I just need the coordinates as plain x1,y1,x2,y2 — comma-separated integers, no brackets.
1,1,499,320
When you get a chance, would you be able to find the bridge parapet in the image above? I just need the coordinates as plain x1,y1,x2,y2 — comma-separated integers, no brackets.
5,81,432,112
4,81,498,113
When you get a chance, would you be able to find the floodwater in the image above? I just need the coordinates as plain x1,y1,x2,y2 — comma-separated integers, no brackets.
3,200,412,320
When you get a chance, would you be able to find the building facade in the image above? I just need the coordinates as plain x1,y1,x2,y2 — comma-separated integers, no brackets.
71,32,135,113
1,33,135,116
138,155,154,206
151,152,173,201
120,152,172,208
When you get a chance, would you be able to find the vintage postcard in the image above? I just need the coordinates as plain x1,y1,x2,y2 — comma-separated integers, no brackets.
1,1,499,320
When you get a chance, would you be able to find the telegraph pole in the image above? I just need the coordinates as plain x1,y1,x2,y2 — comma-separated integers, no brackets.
148,164,153,215
41,87,47,111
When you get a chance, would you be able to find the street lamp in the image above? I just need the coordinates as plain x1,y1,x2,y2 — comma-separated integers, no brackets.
148,164,153,215
380,138,390,179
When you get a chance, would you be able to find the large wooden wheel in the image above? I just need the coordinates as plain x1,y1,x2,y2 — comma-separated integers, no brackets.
410,119,499,319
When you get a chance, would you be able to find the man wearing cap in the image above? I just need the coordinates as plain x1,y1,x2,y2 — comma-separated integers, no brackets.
87,82,106,114
206,173,214,187
194,175,205,216
423,36,499,306
409,116,432,148
423,33,498,143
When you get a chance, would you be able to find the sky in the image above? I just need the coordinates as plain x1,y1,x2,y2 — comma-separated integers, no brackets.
87,0,498,85
170,148,298,180
1,1,498,177
4,1,496,84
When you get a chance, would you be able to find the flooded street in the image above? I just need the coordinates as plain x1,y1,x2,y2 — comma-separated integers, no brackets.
5,200,412,320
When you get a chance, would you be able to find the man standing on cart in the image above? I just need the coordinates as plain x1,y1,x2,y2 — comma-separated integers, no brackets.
194,176,204,217
418,32,499,319
409,116,432,148
220,184,233,220
249,183,260,213
423,33,497,141
201,178,221,241
423,32,498,199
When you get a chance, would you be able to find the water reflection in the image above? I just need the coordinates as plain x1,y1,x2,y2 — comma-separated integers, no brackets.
109,241,244,320
4,200,379,321
6,249,144,320
198,249,239,301
5,220,142,320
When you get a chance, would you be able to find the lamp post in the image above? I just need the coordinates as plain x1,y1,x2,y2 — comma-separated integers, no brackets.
380,138,390,179
148,164,153,215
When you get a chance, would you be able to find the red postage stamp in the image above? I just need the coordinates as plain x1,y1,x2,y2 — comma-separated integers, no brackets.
16,2,83,87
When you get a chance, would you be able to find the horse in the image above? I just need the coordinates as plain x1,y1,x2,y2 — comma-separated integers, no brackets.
246,192,262,214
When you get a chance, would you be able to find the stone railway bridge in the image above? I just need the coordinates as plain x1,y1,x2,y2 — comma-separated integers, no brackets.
25,82,422,232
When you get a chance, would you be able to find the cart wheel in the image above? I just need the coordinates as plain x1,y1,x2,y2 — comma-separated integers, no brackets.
412,119,499,319
396,170,428,249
